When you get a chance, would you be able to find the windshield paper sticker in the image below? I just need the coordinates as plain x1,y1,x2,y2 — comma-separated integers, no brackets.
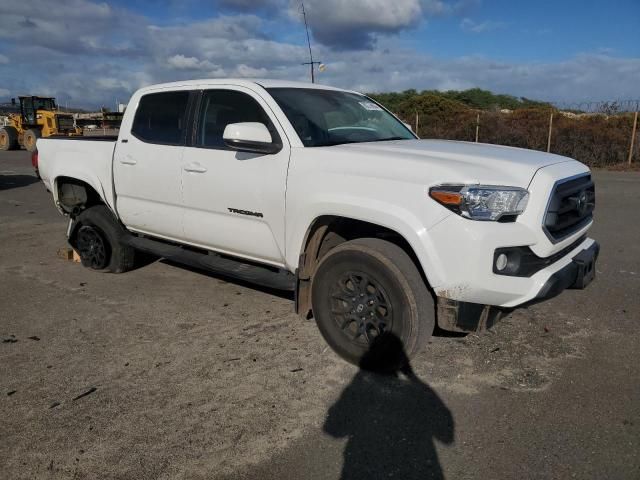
359,101,383,111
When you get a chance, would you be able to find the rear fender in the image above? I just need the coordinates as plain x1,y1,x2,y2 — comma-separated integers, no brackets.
52,171,112,214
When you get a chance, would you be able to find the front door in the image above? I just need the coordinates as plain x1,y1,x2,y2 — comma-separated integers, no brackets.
181,87,290,266
114,89,193,240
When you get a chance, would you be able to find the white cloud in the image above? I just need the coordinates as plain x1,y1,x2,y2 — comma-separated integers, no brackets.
233,64,270,77
0,1,636,109
0,88,10,97
166,54,220,71
287,0,425,49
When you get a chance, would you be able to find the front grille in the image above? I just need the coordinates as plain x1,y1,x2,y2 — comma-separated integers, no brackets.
543,174,595,242
56,115,75,131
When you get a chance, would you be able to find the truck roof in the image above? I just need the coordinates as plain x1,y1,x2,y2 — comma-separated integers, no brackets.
137,78,356,95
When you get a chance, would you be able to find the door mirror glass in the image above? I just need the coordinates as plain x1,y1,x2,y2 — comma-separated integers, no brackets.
223,122,280,154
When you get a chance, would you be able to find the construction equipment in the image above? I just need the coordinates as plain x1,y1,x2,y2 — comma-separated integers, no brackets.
0,96,81,152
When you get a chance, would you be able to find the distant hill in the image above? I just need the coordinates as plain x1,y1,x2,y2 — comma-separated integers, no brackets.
0,101,89,115
0,102,19,115
368,88,552,113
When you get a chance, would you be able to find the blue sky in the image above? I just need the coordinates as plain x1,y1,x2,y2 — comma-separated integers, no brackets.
0,0,638,108
410,0,639,61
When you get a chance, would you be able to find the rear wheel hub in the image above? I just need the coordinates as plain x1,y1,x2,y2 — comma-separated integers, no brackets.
76,226,108,269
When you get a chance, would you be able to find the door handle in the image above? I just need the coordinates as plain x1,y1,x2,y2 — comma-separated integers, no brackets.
120,158,137,165
183,163,207,173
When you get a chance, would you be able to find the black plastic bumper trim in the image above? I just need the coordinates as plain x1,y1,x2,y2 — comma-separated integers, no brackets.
493,235,587,278
531,241,599,304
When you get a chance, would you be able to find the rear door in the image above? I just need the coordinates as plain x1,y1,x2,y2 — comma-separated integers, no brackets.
114,89,194,240
181,87,290,266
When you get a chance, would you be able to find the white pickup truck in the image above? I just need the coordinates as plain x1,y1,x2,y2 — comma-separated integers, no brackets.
38,79,598,366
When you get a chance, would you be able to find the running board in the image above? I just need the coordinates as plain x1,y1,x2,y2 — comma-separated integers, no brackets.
126,235,296,291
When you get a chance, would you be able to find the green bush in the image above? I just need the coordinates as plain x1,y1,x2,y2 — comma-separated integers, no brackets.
369,89,638,167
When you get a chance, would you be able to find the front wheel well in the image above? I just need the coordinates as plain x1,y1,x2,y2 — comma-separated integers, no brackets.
55,177,103,216
296,215,431,318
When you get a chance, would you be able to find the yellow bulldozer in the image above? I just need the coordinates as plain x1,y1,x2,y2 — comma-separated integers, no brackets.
0,96,81,152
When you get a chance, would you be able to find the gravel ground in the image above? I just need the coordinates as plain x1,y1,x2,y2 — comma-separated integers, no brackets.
1,150,639,479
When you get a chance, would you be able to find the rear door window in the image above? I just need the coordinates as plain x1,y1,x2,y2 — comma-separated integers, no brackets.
132,91,190,145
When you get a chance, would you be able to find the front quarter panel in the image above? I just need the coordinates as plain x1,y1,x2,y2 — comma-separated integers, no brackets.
284,147,452,288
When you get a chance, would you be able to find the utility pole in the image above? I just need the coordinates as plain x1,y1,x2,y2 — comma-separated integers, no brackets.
300,2,321,83
629,110,638,165
547,112,554,153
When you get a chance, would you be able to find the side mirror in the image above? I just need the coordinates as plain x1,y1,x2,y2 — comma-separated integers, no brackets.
223,122,281,155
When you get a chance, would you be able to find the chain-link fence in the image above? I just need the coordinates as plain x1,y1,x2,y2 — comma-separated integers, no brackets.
394,100,640,168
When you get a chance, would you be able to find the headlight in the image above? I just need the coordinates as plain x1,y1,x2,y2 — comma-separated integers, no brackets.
429,184,529,221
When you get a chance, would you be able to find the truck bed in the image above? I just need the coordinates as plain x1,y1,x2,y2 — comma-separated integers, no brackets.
38,136,118,211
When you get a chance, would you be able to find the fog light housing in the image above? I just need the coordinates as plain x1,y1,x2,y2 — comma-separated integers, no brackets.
496,253,508,271
492,247,524,276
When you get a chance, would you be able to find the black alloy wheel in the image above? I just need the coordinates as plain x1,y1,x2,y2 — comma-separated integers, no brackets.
76,225,109,270
311,238,435,368
330,271,394,346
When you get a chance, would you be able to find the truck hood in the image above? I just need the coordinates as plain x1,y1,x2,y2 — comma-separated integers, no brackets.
331,139,575,187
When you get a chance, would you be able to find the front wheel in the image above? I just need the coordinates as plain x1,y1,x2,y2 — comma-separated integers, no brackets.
311,238,434,369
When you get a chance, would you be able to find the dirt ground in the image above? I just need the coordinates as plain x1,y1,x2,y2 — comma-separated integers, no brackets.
1,150,639,479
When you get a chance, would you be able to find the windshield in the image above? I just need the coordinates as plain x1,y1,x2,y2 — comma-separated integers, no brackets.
267,88,415,147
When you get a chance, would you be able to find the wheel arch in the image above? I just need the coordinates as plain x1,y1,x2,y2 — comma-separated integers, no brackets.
54,175,108,216
294,214,441,319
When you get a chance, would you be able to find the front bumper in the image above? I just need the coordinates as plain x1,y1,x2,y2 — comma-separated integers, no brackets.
423,160,597,308
428,209,597,308
531,241,599,303
437,241,599,333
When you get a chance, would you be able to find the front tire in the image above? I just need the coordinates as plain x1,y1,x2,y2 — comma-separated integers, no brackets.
23,129,41,153
74,205,135,273
311,238,434,369
0,126,19,151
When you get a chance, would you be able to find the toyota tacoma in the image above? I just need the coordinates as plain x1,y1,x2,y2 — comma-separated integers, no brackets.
37,79,598,366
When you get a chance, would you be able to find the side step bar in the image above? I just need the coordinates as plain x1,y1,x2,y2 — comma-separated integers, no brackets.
126,235,296,291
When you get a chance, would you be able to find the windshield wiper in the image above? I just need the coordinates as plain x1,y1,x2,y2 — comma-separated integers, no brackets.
369,136,410,142
315,137,411,147
317,139,363,147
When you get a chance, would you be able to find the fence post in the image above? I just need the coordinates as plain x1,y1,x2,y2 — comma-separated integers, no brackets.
629,111,638,166
475,113,480,143
546,112,554,153
415,111,419,135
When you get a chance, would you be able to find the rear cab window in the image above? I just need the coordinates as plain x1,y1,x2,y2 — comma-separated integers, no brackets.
131,91,190,145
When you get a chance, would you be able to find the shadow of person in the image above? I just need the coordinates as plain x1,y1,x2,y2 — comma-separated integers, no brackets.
323,333,454,480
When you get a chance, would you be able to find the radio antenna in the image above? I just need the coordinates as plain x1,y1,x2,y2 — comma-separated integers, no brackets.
300,2,321,83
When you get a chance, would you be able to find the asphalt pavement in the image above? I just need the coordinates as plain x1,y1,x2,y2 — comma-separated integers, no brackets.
1,150,638,479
